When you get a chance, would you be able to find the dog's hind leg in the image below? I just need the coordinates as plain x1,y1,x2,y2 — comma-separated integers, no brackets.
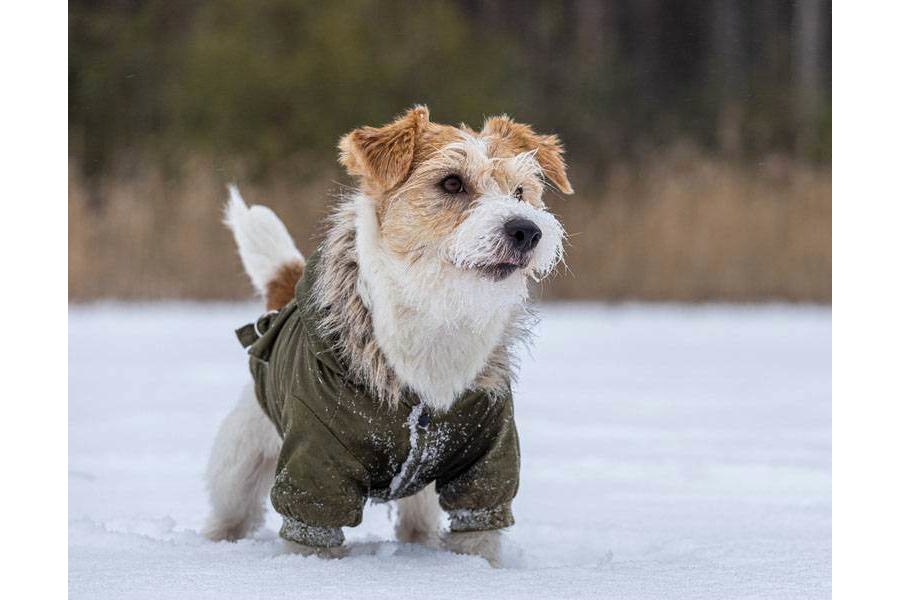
203,385,281,541
395,483,443,547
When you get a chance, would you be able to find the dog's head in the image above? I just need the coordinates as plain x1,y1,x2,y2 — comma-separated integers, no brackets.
339,106,571,285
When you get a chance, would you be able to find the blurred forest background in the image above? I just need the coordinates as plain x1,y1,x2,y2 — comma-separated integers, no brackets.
69,0,831,302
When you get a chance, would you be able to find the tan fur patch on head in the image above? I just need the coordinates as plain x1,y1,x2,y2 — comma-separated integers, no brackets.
481,115,574,195
379,134,485,257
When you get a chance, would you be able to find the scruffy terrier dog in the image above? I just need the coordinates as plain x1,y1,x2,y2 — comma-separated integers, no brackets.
204,106,572,566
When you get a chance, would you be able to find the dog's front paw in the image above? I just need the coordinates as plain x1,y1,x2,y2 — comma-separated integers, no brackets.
442,530,503,568
396,528,443,549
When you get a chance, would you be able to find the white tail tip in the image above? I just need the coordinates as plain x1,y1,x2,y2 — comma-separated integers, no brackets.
224,186,304,296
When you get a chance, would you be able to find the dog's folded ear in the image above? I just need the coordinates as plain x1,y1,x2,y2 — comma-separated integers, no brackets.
339,106,430,191
482,115,574,195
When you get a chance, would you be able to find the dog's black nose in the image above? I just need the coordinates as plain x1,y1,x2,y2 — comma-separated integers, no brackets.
504,219,542,252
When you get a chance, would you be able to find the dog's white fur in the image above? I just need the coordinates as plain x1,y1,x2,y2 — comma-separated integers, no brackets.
393,482,443,546
206,139,564,564
223,185,305,296
203,384,280,542
356,193,524,411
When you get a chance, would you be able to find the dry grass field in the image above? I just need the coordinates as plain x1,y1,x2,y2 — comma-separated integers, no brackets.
69,148,830,303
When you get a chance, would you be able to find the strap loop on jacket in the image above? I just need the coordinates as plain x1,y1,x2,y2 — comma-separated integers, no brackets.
235,310,280,349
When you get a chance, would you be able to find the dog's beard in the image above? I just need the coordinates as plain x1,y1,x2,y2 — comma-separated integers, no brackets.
443,196,565,282
478,262,522,281
469,243,531,282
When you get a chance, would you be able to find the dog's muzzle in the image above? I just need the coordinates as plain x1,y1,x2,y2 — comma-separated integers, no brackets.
472,218,543,280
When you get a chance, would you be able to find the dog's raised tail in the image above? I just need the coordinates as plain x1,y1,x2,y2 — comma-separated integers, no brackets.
225,185,305,311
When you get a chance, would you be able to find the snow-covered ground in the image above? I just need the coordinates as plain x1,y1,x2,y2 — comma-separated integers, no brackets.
69,303,831,599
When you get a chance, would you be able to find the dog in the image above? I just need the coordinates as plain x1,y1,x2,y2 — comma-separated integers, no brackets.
203,106,572,566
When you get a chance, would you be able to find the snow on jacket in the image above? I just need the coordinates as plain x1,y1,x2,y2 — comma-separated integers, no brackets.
237,250,520,547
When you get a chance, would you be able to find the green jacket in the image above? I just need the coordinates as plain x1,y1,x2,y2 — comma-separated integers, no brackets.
237,251,520,547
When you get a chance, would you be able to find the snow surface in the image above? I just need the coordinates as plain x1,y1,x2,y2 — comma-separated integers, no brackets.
69,303,831,599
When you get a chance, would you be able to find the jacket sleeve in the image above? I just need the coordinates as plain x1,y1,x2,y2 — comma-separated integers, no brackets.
436,397,520,532
270,396,370,547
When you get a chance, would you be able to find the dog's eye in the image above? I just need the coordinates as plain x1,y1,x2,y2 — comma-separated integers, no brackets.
440,175,465,194
514,186,524,201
